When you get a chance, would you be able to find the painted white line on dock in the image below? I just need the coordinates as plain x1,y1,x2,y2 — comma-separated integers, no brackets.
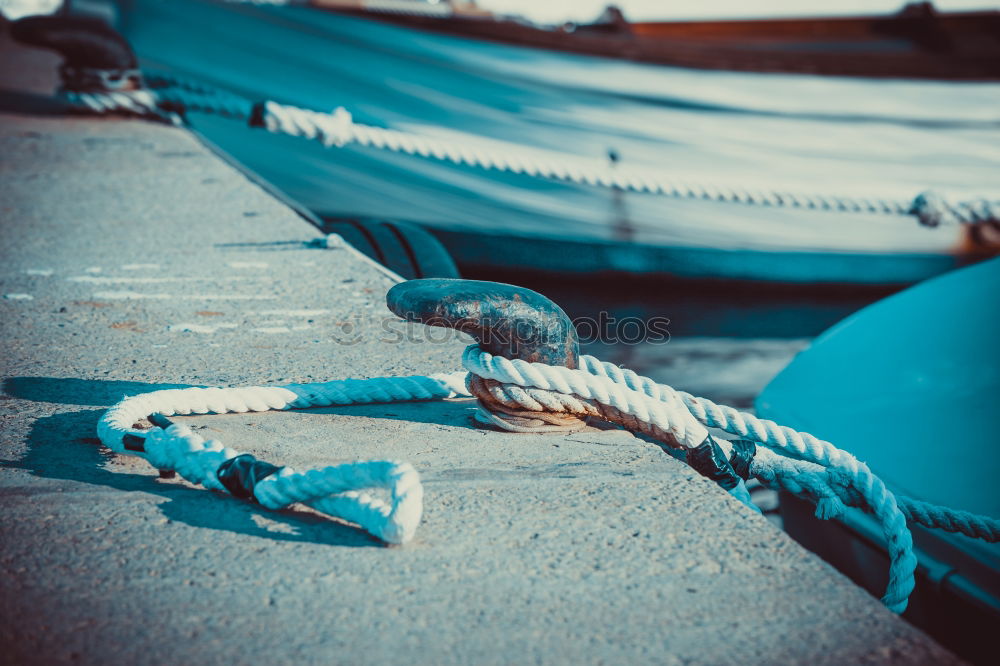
185,294,277,300
168,323,240,334
122,263,161,271
25,269,54,276
254,326,292,334
84,267,102,273
94,291,277,300
69,276,258,284
255,309,330,316
93,291,169,300
3,293,34,300
228,261,269,269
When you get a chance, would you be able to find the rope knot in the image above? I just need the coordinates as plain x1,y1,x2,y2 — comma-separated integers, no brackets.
468,379,590,434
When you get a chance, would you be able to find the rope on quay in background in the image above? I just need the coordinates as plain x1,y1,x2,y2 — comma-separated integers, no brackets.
62,71,1000,229
100,344,1000,613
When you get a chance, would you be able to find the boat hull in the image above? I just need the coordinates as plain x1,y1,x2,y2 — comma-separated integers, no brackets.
314,2,1000,81
115,0,1000,285
756,257,1000,662
419,225,977,285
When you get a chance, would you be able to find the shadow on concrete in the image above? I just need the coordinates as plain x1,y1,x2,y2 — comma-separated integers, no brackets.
4,376,199,406
4,376,484,428
308,399,481,429
3,376,386,548
213,240,311,251
0,88,77,116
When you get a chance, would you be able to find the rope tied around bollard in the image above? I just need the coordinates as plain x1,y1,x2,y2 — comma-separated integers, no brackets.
97,278,1000,615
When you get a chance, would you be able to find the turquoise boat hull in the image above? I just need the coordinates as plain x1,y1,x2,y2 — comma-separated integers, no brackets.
757,256,1000,662
112,0,1000,285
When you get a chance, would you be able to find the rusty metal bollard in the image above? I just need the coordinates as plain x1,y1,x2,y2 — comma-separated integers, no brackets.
386,278,578,366
387,278,587,431
386,278,756,498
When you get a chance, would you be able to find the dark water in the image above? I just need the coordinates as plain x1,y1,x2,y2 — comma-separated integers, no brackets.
473,267,892,338
460,266,893,406
314,211,893,405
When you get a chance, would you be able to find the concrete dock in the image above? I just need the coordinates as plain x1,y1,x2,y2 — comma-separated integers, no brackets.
0,31,957,664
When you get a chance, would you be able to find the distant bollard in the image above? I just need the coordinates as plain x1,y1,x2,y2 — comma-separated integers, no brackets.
10,15,142,92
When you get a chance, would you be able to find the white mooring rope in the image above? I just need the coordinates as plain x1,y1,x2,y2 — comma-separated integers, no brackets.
99,345,1000,614
60,76,1000,229
98,374,466,545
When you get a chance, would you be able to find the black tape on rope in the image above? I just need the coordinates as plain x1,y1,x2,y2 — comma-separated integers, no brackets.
686,435,743,491
122,434,146,452
148,413,173,429
727,439,757,481
216,454,282,502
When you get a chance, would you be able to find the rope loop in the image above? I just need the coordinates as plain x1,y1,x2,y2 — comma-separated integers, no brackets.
97,374,465,545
